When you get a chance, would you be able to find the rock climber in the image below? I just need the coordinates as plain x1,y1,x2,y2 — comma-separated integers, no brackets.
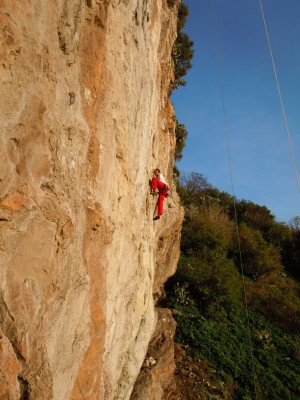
151,168,169,220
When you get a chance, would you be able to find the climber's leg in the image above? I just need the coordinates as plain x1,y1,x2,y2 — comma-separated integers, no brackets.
157,193,165,215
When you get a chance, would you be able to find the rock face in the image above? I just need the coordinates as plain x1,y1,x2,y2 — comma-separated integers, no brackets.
0,0,182,399
130,308,177,400
0,328,21,400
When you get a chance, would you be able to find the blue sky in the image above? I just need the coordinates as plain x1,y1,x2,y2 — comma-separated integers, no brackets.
172,0,300,223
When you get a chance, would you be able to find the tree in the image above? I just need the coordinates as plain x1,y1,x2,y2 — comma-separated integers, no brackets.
180,172,212,196
232,200,275,237
290,216,300,231
232,223,281,279
172,2,194,88
285,218,300,280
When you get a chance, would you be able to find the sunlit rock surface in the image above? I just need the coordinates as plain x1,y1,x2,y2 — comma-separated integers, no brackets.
0,0,182,398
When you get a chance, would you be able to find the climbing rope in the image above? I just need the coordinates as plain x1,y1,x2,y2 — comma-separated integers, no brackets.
211,0,258,397
258,0,300,193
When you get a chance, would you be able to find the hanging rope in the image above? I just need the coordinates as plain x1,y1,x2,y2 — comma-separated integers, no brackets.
211,0,258,397
258,0,300,193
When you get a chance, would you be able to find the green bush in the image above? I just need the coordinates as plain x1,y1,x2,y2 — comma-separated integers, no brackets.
166,171,300,399
167,303,300,399
231,223,282,279
174,117,188,161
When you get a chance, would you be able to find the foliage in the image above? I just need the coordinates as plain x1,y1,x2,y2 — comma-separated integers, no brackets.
174,117,188,161
172,3,194,179
233,200,275,237
177,171,213,206
166,172,300,399
232,223,282,279
290,216,300,231
166,0,177,8
172,2,194,89
172,2,194,166
285,220,300,280
171,308,300,400
177,1,189,30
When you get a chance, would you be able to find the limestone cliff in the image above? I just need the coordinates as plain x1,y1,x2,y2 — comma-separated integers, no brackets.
0,0,182,399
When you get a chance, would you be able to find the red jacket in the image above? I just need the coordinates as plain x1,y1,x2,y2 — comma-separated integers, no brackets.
151,177,168,196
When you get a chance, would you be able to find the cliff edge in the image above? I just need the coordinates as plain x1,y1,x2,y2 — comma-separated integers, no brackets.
0,0,182,399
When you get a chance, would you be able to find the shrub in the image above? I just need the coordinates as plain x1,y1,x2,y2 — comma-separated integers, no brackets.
231,223,282,279
174,117,188,161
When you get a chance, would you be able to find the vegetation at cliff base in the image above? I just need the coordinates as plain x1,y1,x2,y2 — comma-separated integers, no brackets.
166,172,300,399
